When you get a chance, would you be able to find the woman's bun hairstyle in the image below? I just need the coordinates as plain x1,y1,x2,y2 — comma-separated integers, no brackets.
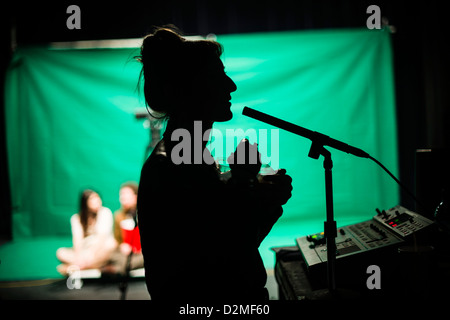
137,26,223,119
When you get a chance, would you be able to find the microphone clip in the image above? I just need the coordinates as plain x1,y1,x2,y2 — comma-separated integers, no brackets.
308,140,330,160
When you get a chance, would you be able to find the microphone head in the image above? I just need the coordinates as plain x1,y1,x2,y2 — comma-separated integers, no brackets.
242,106,260,119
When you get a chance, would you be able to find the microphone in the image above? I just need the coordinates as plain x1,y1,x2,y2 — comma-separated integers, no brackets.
242,106,369,159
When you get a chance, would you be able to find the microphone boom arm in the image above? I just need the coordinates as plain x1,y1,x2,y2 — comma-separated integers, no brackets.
242,106,369,159
242,106,419,206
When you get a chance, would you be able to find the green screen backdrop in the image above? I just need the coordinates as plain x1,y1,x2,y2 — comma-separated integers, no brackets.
5,29,398,242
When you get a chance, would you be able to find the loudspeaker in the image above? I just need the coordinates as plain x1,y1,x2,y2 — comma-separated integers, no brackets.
415,148,450,219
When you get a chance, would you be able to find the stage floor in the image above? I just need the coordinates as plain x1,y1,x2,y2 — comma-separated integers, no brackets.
0,277,151,300
0,237,72,281
0,221,312,280
0,237,281,300
0,271,279,300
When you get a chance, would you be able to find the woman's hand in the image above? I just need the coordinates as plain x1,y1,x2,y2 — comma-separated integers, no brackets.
120,242,133,256
258,169,293,205
227,139,261,181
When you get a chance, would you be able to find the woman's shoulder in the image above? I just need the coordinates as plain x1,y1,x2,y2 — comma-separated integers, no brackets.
114,208,126,219
98,206,112,216
144,140,170,167
141,140,174,180
70,213,80,223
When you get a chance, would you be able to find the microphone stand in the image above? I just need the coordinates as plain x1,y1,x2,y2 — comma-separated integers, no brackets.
308,142,337,293
242,106,369,295
135,111,162,162
119,251,133,300
119,213,138,300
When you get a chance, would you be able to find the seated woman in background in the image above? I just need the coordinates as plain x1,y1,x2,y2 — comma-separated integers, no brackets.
105,182,144,274
56,189,117,275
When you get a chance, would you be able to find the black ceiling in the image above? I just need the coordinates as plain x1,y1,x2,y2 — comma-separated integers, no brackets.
8,0,429,44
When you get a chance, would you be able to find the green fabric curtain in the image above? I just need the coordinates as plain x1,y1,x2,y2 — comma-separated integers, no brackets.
5,28,398,239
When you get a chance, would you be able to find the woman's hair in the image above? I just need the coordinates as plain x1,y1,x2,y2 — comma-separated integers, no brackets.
79,189,98,235
121,181,138,195
137,26,223,119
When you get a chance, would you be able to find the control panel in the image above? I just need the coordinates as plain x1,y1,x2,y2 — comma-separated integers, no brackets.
373,205,434,238
297,206,434,271
297,220,404,269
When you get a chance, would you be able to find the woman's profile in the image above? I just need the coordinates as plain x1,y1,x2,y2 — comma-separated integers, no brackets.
136,26,292,301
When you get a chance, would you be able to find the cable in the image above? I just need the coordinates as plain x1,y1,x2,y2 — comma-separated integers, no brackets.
368,155,421,207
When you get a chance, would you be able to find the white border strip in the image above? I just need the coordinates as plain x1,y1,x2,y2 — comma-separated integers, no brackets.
49,35,212,49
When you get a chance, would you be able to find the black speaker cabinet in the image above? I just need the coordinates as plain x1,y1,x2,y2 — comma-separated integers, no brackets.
415,148,450,219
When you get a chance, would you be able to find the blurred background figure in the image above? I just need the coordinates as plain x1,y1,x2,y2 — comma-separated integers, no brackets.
56,189,117,275
114,182,139,245
107,182,144,274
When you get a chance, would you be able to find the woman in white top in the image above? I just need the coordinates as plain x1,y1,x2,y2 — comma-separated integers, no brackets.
57,189,117,275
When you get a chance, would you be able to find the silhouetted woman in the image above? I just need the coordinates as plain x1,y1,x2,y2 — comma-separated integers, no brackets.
136,27,292,301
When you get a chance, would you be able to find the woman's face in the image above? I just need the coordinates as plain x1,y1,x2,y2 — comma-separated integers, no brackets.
197,55,237,122
87,193,102,213
119,186,137,211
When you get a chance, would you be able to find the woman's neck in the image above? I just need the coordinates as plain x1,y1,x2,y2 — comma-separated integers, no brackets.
163,117,215,164
165,117,213,146
165,116,212,131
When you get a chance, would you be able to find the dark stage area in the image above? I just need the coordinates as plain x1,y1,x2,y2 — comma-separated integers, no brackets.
0,277,150,300
1,0,450,305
